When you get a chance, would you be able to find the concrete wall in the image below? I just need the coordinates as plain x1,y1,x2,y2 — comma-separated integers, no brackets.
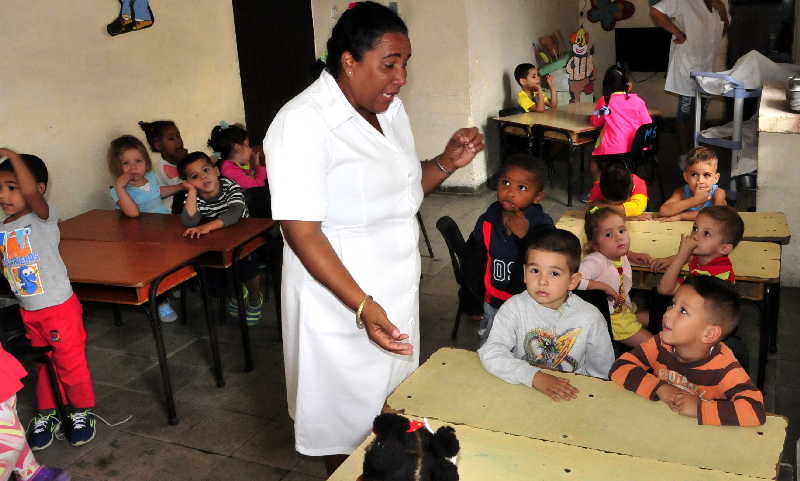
311,0,578,190
0,1,245,219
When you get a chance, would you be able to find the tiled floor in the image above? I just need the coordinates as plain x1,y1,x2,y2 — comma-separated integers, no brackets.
17,137,798,481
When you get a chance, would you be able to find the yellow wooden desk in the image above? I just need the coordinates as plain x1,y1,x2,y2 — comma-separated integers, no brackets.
557,209,792,245
555,212,782,390
348,349,785,481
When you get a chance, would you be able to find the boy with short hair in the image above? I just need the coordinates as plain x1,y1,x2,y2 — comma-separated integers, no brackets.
514,63,558,113
659,146,727,221
0,149,97,451
654,205,744,295
610,276,765,426
586,161,649,218
463,154,554,346
478,229,615,402
178,151,265,325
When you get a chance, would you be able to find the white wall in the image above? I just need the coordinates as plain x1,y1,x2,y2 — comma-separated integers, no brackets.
0,1,245,218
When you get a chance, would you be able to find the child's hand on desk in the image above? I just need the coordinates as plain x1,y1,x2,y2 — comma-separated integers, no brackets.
502,207,529,239
657,215,682,222
655,383,682,405
533,371,578,401
183,224,213,239
629,213,653,221
627,251,653,267
650,256,674,272
670,391,699,419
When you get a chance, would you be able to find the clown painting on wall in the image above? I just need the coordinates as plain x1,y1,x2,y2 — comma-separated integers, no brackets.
564,26,596,104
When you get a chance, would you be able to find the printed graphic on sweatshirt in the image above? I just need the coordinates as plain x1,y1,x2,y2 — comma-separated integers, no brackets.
657,368,707,399
0,227,43,297
524,327,581,372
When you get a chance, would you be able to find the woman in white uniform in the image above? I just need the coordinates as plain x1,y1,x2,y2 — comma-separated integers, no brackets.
264,2,484,475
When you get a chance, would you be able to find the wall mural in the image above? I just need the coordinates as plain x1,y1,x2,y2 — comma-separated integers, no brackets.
565,27,596,103
107,0,155,36
587,0,635,31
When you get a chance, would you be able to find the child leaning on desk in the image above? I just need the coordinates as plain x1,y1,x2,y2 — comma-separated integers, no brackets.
178,151,265,326
586,161,649,219
514,63,557,113
610,276,765,426
478,229,614,402
658,146,727,221
0,149,97,451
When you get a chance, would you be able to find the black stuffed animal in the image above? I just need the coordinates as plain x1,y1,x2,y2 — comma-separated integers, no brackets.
361,413,460,481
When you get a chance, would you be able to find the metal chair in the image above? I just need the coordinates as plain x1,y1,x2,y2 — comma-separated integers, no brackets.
435,216,470,339
627,122,665,203
417,212,434,258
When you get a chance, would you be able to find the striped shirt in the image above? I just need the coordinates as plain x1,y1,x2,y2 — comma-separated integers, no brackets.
181,177,249,227
610,335,765,426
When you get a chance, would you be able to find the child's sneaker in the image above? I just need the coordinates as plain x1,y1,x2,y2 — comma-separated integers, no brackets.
158,301,178,323
227,286,248,318
66,409,96,447
30,466,71,481
26,410,61,451
246,294,263,327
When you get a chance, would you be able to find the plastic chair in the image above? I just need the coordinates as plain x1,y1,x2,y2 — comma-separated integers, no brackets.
572,289,624,357
627,122,665,203
435,216,470,340
0,305,70,429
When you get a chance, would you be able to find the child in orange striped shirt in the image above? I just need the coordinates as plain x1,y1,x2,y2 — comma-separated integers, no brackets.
610,276,765,426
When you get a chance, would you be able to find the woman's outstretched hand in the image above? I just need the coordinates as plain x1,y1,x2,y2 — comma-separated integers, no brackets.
361,301,413,356
442,127,485,170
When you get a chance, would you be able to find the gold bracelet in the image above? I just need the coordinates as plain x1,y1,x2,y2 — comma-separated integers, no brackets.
356,295,372,329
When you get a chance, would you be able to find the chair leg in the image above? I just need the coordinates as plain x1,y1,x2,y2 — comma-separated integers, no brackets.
180,284,188,325
451,305,463,340
417,212,434,258
567,145,574,207
112,304,123,327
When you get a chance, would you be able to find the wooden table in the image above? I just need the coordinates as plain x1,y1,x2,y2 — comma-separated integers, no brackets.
494,103,662,207
60,209,279,372
329,349,786,480
60,239,217,425
555,212,782,389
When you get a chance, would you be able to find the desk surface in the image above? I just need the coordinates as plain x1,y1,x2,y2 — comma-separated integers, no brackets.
60,239,206,287
331,416,767,481
495,103,662,134
383,349,786,480
555,212,781,282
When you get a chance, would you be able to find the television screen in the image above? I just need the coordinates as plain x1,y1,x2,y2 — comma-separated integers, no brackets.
615,27,673,72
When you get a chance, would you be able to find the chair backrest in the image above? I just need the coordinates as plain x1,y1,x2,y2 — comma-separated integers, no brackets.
436,216,466,285
628,122,658,171
499,106,524,117
571,289,624,356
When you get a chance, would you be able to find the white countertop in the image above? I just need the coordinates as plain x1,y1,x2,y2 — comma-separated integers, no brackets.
759,82,800,134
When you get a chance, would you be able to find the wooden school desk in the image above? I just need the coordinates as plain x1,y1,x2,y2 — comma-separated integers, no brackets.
59,209,278,372
555,212,782,390
329,348,786,480
60,239,216,425
494,103,662,207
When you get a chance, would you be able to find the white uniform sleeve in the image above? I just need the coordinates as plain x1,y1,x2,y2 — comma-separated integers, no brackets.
478,299,539,387
652,0,677,17
265,106,330,221
583,309,615,380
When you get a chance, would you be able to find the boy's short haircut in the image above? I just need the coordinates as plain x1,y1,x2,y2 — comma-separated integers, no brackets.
0,154,49,186
514,63,536,86
177,151,213,180
500,153,545,192
599,161,632,203
525,228,581,273
683,275,740,337
686,146,718,170
698,205,744,248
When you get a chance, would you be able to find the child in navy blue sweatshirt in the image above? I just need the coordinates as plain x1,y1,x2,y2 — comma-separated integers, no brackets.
464,154,554,346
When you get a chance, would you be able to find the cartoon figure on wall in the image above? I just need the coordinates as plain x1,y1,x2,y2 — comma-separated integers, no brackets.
587,0,635,32
564,26,595,103
107,0,155,36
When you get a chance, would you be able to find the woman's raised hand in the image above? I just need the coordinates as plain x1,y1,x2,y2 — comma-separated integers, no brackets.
361,300,413,356
441,127,485,171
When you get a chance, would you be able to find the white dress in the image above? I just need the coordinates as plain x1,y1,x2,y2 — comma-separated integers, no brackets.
653,0,728,97
264,71,422,456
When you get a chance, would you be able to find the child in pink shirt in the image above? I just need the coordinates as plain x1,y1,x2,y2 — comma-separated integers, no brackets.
208,122,267,191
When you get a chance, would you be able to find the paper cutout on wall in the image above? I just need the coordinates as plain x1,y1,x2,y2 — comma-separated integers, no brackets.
565,27,595,103
107,0,155,36
587,0,635,31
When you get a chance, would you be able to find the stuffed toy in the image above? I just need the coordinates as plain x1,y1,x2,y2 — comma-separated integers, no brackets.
565,26,596,103
361,413,460,481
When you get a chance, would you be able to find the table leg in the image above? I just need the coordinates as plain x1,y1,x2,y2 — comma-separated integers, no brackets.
198,266,224,388
180,284,188,325
148,276,179,425
268,229,283,336
567,144,574,207
112,304,123,327
230,246,254,372
756,289,771,391
498,121,506,161
768,282,780,354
